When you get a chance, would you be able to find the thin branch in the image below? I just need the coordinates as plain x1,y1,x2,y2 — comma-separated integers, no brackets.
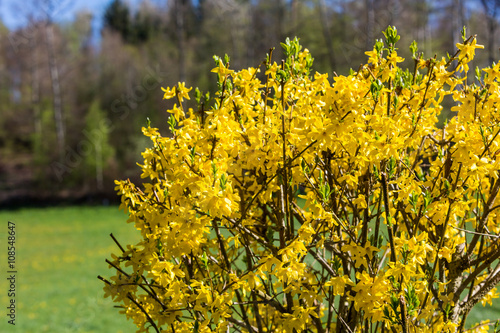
451,225,500,239
468,176,500,256
419,200,453,315
381,173,397,263
127,293,161,333
110,233,126,253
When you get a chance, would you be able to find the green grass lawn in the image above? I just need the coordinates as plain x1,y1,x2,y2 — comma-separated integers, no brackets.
0,205,498,332
468,299,500,328
0,206,141,333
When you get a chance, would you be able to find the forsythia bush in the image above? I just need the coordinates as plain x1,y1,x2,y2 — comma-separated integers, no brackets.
100,27,500,332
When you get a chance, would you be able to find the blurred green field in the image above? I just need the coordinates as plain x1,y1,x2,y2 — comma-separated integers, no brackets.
0,205,498,332
0,206,140,333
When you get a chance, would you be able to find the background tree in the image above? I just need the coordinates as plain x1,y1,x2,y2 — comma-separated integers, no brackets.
480,0,500,64
103,0,132,43
83,100,115,192
2,0,500,207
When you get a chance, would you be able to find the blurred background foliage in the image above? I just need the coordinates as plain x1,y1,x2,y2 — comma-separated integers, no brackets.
0,0,499,207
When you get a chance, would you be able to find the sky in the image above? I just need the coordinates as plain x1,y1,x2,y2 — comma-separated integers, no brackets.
1,0,108,28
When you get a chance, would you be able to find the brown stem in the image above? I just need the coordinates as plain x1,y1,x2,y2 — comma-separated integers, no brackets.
212,219,254,333
468,176,500,256
419,201,453,316
110,233,126,253
381,173,397,263
127,293,161,333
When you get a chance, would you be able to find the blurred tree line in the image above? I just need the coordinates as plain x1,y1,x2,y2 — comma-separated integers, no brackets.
0,0,499,206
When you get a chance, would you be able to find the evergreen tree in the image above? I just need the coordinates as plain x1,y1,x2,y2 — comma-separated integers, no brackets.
103,0,131,42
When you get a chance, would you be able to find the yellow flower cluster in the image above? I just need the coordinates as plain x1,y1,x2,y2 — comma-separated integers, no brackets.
101,31,500,332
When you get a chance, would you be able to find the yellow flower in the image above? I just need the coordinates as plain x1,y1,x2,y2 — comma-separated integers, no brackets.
211,61,234,77
161,86,176,99
353,194,367,209
365,48,380,65
167,103,184,121
483,62,500,84
438,246,454,262
176,82,192,102
387,51,404,66
456,38,484,61
456,37,484,72
325,275,354,295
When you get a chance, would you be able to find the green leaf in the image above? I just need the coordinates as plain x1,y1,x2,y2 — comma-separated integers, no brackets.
410,40,418,58
211,160,218,178
168,115,177,134
375,39,384,54
219,173,227,191
475,66,483,83
194,87,201,104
